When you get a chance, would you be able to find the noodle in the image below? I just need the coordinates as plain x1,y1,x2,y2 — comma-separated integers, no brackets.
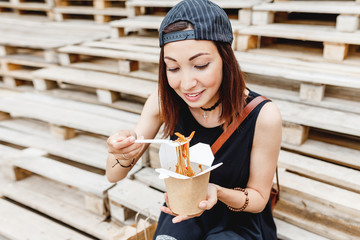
174,131,195,177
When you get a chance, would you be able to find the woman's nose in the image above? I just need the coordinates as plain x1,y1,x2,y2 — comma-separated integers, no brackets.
181,76,197,91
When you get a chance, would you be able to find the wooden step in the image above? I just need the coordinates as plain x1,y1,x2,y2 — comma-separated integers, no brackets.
1,175,125,240
236,23,360,45
247,83,360,114
278,150,360,193
32,66,157,100
44,87,145,114
235,23,360,60
2,147,113,216
133,167,166,192
0,17,109,52
235,51,360,89
0,1,51,10
282,139,360,170
254,1,360,14
0,91,139,136
126,0,266,9
274,98,360,138
274,218,329,240
0,197,93,240
110,15,247,38
274,199,360,240
276,169,360,223
10,151,113,197
108,178,164,221
0,118,108,169
54,6,130,16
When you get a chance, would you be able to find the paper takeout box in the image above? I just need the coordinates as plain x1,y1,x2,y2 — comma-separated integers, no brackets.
155,143,222,215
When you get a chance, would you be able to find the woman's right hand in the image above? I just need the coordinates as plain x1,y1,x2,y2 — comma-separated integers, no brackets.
106,129,144,165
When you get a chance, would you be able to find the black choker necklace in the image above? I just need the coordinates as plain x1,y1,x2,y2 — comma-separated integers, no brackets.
201,99,221,111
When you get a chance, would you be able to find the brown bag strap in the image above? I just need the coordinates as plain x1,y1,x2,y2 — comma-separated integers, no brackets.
211,96,269,155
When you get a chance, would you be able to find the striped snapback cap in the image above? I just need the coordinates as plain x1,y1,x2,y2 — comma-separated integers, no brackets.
159,0,233,47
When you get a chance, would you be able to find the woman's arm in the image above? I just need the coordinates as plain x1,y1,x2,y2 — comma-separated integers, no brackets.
216,101,282,213
106,89,163,182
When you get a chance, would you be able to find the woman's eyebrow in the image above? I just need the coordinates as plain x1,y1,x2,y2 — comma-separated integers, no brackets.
164,56,177,62
189,53,210,61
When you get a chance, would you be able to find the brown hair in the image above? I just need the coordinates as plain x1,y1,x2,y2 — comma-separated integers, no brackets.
159,21,246,137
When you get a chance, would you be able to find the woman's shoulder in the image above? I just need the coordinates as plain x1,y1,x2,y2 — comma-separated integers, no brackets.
246,89,282,129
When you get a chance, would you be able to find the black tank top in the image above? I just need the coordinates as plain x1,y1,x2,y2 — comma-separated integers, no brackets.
156,89,276,240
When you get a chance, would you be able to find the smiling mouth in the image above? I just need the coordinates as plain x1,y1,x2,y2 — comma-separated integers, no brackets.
185,90,204,97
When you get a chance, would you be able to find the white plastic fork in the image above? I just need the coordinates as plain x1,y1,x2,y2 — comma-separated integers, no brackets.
134,139,186,147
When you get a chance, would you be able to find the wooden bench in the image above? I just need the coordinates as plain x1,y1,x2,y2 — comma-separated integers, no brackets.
1,147,114,217
32,66,157,104
275,218,329,240
53,6,131,23
253,1,360,32
235,51,360,104
0,197,94,240
125,0,268,23
0,16,109,63
0,91,139,136
0,55,55,88
0,118,109,169
235,23,360,61
275,98,360,145
274,169,360,239
57,40,159,81
110,15,247,41
278,150,360,193
0,174,127,240
108,178,164,222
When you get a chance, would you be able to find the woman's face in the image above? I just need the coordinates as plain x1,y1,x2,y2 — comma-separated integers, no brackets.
163,39,223,110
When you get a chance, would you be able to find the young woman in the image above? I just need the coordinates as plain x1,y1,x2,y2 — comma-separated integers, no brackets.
106,0,282,239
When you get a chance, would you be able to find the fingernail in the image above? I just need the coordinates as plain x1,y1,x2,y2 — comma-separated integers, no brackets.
128,136,135,142
199,202,207,209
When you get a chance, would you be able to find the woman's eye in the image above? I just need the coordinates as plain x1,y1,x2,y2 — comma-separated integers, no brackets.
195,63,209,70
167,67,179,72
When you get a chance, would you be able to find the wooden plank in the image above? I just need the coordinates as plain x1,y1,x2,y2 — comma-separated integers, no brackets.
274,99,360,137
53,6,130,15
0,198,93,240
0,121,108,169
33,66,157,99
11,153,114,197
108,178,164,221
282,139,360,170
336,15,360,32
274,218,329,240
277,169,360,217
237,24,360,45
278,150,360,193
1,175,125,240
0,92,139,136
274,199,360,240
235,51,360,89
254,1,360,14
282,122,309,145
81,40,160,55
246,81,360,114
134,167,166,192
126,0,266,9
45,88,144,114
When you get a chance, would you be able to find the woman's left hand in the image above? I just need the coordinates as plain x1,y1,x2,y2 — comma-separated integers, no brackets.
160,183,218,223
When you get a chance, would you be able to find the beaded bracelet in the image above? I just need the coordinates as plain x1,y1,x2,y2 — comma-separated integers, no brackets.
227,187,249,212
112,158,135,168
